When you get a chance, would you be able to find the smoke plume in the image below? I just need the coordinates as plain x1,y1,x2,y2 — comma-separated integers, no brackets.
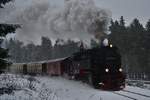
1,0,111,44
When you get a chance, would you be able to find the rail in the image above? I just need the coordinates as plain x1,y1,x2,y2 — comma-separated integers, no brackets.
126,79,150,84
111,89,150,100
111,92,137,100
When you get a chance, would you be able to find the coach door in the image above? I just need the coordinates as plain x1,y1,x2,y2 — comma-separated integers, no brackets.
23,64,27,74
42,63,47,75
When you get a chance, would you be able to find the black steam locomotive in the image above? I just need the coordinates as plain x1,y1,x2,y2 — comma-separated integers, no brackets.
63,43,125,90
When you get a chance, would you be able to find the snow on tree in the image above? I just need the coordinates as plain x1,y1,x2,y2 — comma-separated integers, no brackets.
0,0,20,73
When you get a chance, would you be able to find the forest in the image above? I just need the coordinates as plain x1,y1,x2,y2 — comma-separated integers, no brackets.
109,16,150,74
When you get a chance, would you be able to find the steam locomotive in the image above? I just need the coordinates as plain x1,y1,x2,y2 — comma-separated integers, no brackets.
8,42,125,90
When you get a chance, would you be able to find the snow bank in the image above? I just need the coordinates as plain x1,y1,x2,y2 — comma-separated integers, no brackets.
0,74,40,91
0,74,41,100
1,73,150,100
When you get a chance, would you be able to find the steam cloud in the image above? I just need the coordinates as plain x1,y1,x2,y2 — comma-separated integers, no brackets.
1,0,111,44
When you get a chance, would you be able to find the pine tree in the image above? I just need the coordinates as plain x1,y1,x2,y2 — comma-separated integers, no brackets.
146,19,150,33
119,16,125,27
109,19,115,33
145,20,150,72
0,0,20,73
119,16,126,33
129,18,145,33
6,39,23,63
40,36,52,60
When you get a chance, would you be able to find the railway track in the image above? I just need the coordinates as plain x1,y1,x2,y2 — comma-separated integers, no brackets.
111,89,150,100
122,90,150,98
112,92,137,100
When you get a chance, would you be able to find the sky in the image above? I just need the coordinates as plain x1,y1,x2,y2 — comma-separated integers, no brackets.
12,0,150,25
35,0,149,25
3,0,149,25
94,0,150,25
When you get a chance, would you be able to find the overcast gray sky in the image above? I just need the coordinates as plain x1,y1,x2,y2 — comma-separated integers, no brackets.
94,0,150,25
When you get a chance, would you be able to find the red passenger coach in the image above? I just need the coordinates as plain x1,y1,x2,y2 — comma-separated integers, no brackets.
46,58,66,76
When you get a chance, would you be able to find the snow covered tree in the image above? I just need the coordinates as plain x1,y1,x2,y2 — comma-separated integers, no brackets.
0,0,20,73
0,0,13,8
6,39,23,63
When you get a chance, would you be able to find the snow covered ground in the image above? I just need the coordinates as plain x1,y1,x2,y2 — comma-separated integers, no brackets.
0,73,150,100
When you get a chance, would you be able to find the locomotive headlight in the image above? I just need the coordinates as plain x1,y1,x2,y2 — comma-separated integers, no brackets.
110,44,113,48
119,68,123,72
105,68,109,72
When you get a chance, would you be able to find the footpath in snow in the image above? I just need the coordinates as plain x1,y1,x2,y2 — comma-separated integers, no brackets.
0,73,150,100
